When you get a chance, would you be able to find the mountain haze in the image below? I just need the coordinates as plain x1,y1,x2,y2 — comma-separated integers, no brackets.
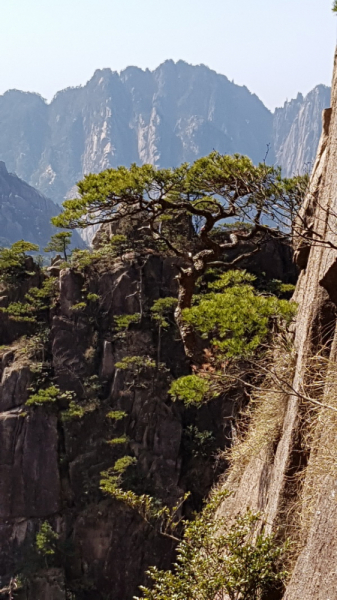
0,161,84,249
0,61,330,205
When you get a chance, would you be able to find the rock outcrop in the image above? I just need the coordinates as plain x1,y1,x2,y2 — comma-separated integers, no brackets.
0,254,244,599
0,227,297,599
218,49,337,599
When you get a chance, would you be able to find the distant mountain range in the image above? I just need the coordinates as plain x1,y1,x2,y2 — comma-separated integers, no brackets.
0,61,330,209
0,61,331,246
0,161,83,249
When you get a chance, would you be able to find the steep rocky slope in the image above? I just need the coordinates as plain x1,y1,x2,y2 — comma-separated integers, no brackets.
0,161,84,250
0,235,295,599
0,63,330,207
217,49,337,598
0,161,60,248
273,84,331,176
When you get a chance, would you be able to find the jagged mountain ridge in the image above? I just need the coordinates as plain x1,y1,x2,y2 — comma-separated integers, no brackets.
0,61,330,205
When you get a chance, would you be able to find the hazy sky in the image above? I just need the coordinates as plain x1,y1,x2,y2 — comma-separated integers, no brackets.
0,0,336,111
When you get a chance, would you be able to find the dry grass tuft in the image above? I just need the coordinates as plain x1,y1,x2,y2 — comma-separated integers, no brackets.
295,349,337,543
224,335,297,487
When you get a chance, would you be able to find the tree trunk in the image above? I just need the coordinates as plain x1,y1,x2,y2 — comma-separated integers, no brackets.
174,268,205,365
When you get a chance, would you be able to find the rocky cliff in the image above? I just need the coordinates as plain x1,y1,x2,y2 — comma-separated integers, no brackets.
0,232,296,599
273,84,331,176
0,255,235,599
217,48,337,599
0,63,329,207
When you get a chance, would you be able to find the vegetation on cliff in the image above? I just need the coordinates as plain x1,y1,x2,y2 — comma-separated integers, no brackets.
0,153,306,599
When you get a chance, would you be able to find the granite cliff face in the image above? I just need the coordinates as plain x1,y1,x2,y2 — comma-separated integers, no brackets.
273,84,331,176
0,255,233,599
0,62,329,207
0,233,296,599
217,49,337,598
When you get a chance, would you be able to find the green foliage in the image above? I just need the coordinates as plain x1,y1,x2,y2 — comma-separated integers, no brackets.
183,425,215,459
87,292,99,302
100,455,138,492
52,154,301,239
106,410,128,421
61,399,97,421
101,457,189,539
107,435,129,445
184,270,297,358
26,385,73,407
151,297,178,329
0,276,58,323
262,279,296,298
0,302,37,323
333,1,337,12
114,456,137,473
26,385,60,406
44,231,72,260
169,374,217,406
114,313,141,332
115,355,156,371
35,522,59,557
109,234,129,255
70,302,87,312
0,240,39,284
136,490,287,600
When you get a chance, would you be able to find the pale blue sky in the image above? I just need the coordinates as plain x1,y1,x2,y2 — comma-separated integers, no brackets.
0,0,335,110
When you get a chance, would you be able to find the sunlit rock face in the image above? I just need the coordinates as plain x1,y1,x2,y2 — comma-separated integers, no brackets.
0,61,273,204
0,63,330,209
273,85,331,176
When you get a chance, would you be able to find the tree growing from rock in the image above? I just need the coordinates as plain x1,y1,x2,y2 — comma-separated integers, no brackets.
53,152,305,361
44,231,72,261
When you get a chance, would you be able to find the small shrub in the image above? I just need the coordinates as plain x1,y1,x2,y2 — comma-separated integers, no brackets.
100,455,138,493
135,490,288,600
70,302,87,312
114,456,137,473
107,435,129,445
26,385,74,407
0,302,37,323
115,355,156,372
61,400,98,421
106,410,128,421
87,292,99,302
114,313,141,332
26,385,60,406
183,425,215,458
151,297,178,329
0,240,39,284
36,522,59,557
169,374,217,406
0,276,59,323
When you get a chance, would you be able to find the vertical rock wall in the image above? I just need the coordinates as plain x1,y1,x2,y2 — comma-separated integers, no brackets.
218,48,337,599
